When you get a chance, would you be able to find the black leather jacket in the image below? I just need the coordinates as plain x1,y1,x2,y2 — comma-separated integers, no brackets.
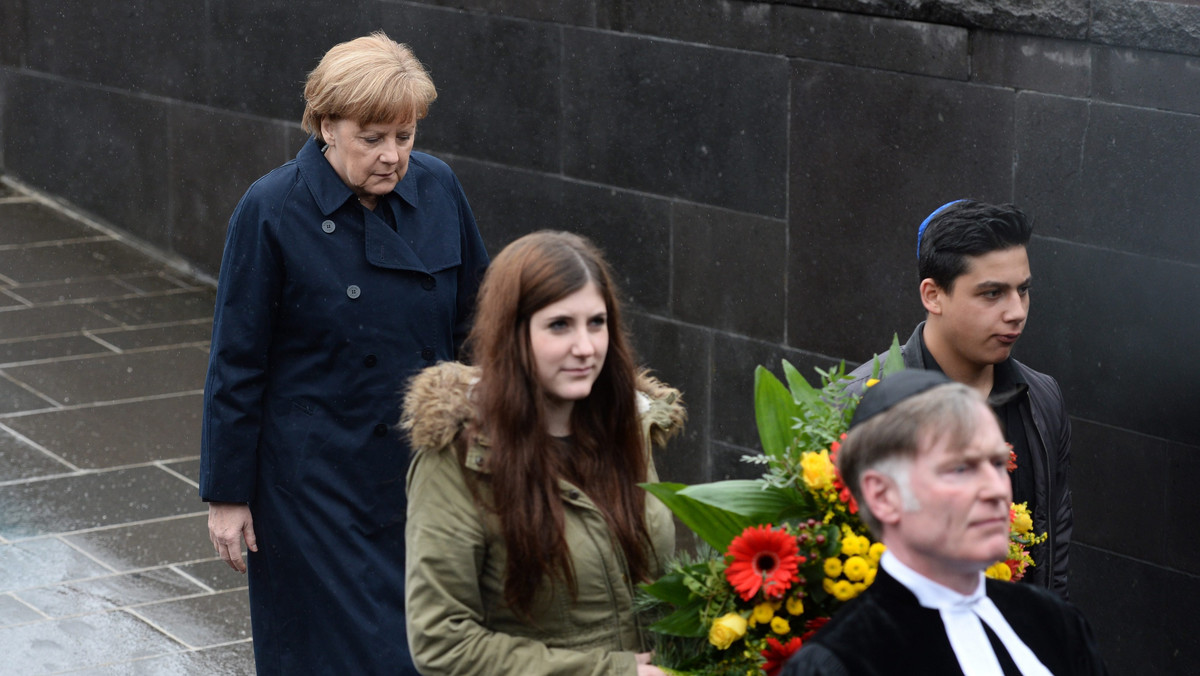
846,323,1072,599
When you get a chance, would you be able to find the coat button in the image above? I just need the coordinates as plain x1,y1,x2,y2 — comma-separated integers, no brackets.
363,354,378,367
567,490,581,500
321,220,336,233
421,347,435,361
346,285,361,299
421,276,436,291
373,423,388,437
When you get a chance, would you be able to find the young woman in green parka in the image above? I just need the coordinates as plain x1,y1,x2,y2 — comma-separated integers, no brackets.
401,231,685,675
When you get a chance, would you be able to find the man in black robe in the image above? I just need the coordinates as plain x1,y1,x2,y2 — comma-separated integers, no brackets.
784,371,1106,676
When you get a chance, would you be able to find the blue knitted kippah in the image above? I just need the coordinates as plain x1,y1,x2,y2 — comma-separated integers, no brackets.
916,199,967,259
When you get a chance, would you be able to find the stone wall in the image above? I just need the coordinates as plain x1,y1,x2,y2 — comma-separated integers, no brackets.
2,1,1198,671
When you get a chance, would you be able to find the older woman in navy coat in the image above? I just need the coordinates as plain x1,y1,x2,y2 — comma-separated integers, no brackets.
200,33,488,674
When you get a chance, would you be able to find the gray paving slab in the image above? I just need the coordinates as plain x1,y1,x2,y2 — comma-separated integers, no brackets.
88,290,215,326
0,593,45,627
0,466,200,540
88,322,210,352
133,589,251,649
0,376,56,414
0,202,98,246
62,641,254,675
0,335,115,366
0,427,75,481
0,610,185,675
174,559,250,593
2,348,208,406
0,304,123,341
14,568,206,619
0,241,164,285
0,539,113,594
6,279,142,305
5,395,202,469
63,515,212,572
109,273,198,295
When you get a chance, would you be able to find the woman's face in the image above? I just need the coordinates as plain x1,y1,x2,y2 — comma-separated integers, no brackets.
320,116,415,207
528,282,609,409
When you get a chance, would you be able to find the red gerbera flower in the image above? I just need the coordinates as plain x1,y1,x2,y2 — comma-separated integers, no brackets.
801,616,830,640
761,636,804,676
725,524,802,601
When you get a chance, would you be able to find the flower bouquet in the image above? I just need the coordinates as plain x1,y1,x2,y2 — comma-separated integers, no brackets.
639,340,1046,675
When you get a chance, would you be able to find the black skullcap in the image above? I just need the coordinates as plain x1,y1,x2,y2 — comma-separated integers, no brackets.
849,370,953,429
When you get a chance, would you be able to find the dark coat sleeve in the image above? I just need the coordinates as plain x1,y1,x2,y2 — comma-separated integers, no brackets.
781,644,852,676
199,177,287,503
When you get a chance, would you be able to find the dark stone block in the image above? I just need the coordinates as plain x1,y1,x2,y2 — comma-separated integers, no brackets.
0,0,25,67
1166,443,1200,574
0,202,96,245
711,440,763,482
562,29,789,218
672,203,787,343
626,312,712,486
203,0,379,119
168,106,295,276
1019,240,1200,447
25,1,208,101
1093,45,1200,116
1092,0,1200,58
774,0,1089,41
971,30,1091,97
398,0,600,26
381,3,563,173
1069,421,1166,563
1017,94,1200,266
710,332,840,450
788,61,1014,359
1070,545,1199,674
4,75,171,249
449,155,673,313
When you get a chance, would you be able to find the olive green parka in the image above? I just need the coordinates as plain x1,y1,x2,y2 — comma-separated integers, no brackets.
401,361,684,676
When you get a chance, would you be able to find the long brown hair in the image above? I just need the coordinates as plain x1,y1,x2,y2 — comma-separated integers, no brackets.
464,231,651,615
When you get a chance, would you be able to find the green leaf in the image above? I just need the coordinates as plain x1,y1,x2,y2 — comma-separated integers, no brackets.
640,569,695,606
754,366,800,459
881,333,906,377
641,482,753,551
678,480,801,523
649,597,709,637
782,359,819,406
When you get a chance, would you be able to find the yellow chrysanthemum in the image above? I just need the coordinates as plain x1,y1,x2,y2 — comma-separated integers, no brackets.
801,450,835,490
841,534,869,557
786,596,804,616
753,602,775,624
868,542,887,563
843,555,870,582
864,566,878,586
1012,503,1034,535
708,613,748,650
770,616,791,635
823,557,843,578
823,578,835,594
985,562,1013,581
831,580,857,601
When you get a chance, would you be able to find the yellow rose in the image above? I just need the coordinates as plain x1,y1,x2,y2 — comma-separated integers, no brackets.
786,596,804,616
823,557,843,578
752,603,775,624
708,613,748,650
866,378,880,388
843,556,870,582
868,542,887,563
831,580,857,601
801,450,835,490
985,562,1013,581
1012,504,1034,535
770,616,791,634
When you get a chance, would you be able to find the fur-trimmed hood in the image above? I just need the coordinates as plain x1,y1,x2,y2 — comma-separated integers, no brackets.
400,361,685,456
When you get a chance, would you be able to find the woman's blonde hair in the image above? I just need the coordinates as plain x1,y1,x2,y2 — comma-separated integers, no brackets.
300,32,437,135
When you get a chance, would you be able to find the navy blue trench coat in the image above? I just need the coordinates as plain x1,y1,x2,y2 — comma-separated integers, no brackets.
200,137,488,674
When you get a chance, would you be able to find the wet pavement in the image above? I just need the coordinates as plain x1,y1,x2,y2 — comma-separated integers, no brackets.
0,179,254,674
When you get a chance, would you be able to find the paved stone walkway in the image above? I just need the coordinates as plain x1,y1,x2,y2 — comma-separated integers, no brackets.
0,180,254,674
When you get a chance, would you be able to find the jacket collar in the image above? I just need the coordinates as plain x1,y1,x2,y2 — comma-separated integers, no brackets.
295,136,418,217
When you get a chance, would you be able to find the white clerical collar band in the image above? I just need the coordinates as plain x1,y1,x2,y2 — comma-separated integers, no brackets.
882,553,1052,676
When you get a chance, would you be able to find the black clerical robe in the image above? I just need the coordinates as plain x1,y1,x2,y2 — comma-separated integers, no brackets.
782,568,1108,675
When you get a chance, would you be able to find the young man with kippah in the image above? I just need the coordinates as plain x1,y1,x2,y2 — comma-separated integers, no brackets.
783,372,1105,675
846,200,1071,599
